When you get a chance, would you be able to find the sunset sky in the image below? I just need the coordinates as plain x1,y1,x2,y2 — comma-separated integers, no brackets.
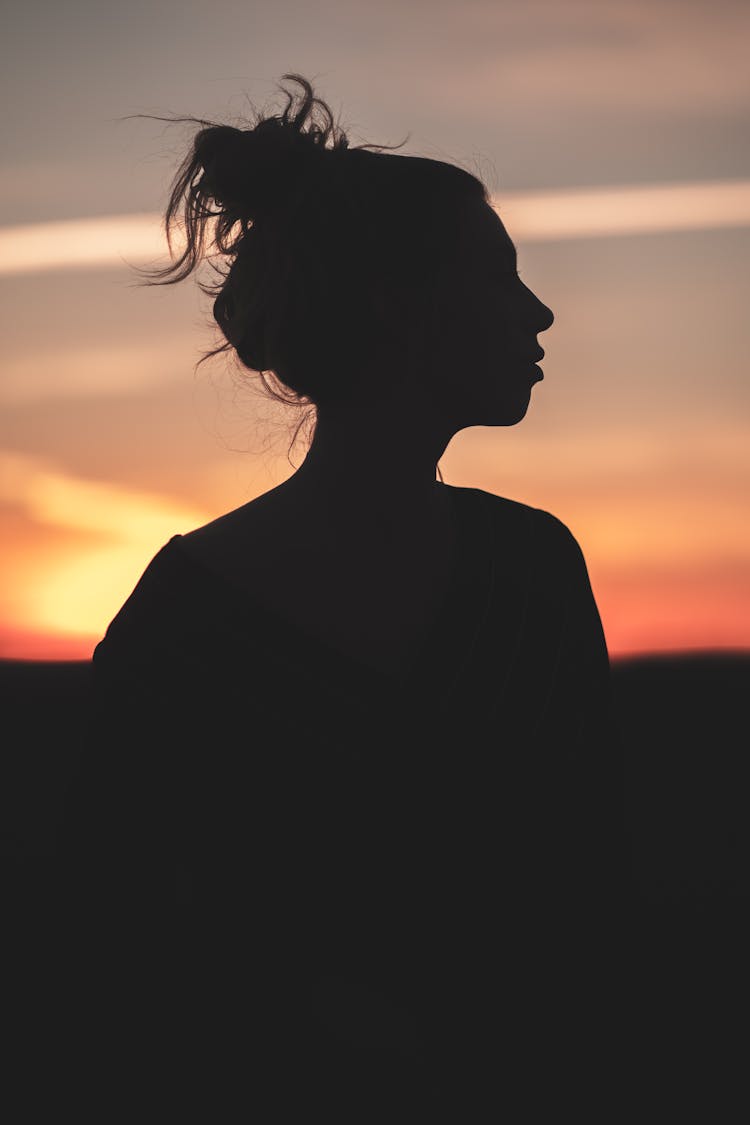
1,0,749,661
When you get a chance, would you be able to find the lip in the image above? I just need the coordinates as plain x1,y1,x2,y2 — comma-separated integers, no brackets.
532,349,545,361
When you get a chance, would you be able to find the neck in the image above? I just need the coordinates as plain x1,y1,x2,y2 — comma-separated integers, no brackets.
282,398,457,528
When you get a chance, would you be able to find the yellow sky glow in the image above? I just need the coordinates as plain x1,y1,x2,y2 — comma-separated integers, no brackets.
0,452,208,638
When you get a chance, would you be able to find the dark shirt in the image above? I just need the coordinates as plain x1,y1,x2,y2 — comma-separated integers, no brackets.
58,485,628,1117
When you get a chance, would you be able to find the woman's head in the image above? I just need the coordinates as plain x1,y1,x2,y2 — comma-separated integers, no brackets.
138,73,552,435
428,198,555,429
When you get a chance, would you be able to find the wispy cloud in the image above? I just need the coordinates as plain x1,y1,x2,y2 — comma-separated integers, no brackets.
0,451,206,539
0,212,167,276
0,451,208,637
1,178,748,277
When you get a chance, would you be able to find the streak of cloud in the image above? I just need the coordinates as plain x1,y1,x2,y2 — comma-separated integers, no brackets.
0,213,166,276
0,451,206,540
497,179,750,240
1,179,749,276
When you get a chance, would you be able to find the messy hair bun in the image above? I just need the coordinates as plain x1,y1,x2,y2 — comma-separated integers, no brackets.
136,73,489,410
194,116,334,226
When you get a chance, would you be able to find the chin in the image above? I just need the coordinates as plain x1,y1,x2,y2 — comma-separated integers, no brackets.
453,393,531,431
486,402,531,427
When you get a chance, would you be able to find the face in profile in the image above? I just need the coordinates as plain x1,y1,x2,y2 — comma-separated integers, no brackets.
428,199,555,429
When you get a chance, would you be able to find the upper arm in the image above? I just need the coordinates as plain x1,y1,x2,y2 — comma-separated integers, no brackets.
528,507,627,893
58,548,187,914
530,507,611,675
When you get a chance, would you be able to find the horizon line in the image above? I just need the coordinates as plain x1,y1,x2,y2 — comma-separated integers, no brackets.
2,650,748,665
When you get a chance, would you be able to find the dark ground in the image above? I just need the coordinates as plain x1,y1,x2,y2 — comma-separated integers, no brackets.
1,650,748,1112
2,649,748,902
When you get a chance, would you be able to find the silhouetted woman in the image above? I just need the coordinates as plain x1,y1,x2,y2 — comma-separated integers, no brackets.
59,74,628,1119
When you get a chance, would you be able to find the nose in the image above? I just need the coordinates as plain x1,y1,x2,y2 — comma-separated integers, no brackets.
538,300,554,332
526,284,554,332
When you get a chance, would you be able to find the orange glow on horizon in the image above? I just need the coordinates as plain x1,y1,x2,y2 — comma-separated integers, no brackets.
0,625,98,662
595,576,750,659
3,624,747,665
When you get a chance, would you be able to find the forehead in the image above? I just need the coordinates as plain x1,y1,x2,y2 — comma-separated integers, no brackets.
461,200,517,268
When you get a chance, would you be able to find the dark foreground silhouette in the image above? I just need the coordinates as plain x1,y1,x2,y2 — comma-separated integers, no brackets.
3,494,748,1117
